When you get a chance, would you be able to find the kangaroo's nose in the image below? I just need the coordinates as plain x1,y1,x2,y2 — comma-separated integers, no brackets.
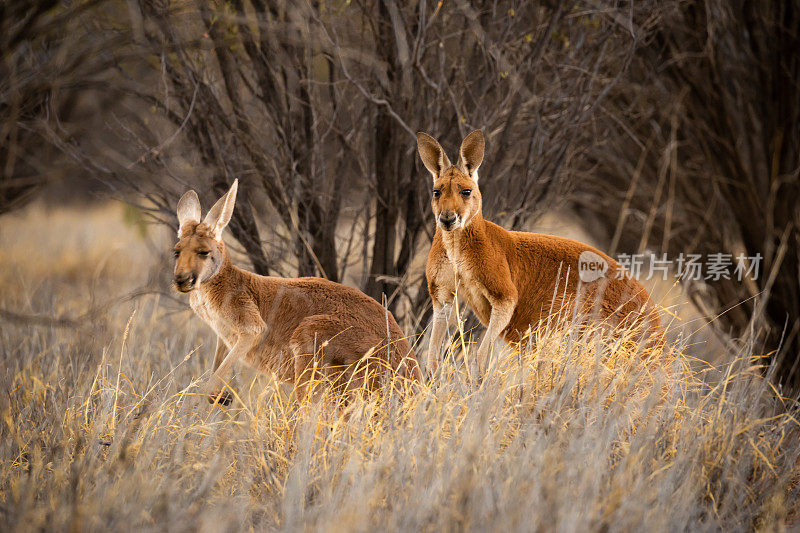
174,273,196,291
439,212,457,229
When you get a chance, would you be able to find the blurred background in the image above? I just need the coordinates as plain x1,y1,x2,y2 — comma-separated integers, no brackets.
2,0,798,384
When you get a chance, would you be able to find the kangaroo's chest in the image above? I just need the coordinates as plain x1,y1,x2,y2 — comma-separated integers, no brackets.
458,271,492,324
440,253,493,325
189,291,290,376
190,292,237,344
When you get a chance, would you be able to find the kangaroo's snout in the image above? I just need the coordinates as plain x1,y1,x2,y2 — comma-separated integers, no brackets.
174,273,197,292
438,211,458,230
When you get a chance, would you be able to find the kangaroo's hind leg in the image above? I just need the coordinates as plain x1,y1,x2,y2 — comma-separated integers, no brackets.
289,315,388,403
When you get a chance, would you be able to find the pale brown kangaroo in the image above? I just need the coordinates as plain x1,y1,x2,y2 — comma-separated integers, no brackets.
417,130,661,372
173,180,421,404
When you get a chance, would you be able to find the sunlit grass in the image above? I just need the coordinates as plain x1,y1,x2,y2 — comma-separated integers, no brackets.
2,294,798,530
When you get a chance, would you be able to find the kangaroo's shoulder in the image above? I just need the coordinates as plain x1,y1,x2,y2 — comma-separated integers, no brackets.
482,219,515,247
425,230,451,273
427,229,447,259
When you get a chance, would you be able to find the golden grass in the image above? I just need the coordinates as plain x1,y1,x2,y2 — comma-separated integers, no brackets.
1,203,798,531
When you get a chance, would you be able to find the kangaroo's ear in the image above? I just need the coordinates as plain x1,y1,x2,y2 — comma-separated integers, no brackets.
458,130,485,180
176,190,201,234
417,132,452,180
203,179,238,240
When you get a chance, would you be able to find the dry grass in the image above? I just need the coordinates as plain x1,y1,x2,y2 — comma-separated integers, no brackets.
1,203,798,531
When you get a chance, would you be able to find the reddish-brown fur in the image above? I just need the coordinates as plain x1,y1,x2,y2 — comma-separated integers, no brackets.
173,180,420,404
418,130,661,370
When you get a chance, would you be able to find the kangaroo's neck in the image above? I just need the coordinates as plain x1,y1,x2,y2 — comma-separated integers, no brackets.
441,212,489,264
199,247,238,292
192,250,253,322
191,249,260,342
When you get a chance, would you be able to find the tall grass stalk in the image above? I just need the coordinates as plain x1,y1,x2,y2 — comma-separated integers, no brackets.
1,295,798,531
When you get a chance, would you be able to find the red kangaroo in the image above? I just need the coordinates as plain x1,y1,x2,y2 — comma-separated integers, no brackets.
417,130,661,371
173,180,421,404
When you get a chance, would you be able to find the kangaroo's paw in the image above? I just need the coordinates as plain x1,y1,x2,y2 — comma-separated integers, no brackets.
207,389,233,406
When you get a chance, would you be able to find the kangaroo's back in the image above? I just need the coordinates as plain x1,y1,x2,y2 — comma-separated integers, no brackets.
504,229,661,340
244,274,419,380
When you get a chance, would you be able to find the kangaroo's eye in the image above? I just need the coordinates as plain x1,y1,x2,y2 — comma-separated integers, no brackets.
197,250,210,257
460,189,472,197
173,250,180,258
432,189,441,199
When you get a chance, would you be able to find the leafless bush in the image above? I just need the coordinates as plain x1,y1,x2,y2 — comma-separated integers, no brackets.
574,0,800,386
0,0,128,212
40,1,643,325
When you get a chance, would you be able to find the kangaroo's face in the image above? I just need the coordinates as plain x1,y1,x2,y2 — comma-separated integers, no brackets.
173,223,224,292
417,130,485,232
172,181,238,293
432,167,481,231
